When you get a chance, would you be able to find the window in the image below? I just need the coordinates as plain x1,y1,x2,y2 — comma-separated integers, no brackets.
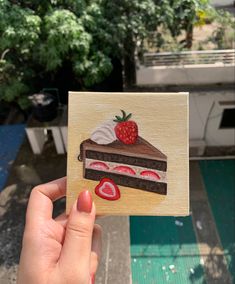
220,108,235,129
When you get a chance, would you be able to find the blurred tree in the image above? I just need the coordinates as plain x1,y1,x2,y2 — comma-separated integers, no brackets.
0,0,41,108
0,0,216,108
0,0,113,108
153,0,212,49
100,0,213,86
209,10,235,49
101,0,158,87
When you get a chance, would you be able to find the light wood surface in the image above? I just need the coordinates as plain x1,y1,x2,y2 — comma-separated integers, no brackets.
66,92,189,216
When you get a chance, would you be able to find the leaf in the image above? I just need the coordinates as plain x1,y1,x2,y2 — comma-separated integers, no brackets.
121,109,126,120
125,113,132,121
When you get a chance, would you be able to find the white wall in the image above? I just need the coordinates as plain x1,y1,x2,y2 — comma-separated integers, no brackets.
137,63,235,146
189,90,235,146
137,64,235,86
210,0,234,6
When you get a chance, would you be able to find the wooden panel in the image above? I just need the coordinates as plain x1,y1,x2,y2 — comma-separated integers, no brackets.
66,92,189,216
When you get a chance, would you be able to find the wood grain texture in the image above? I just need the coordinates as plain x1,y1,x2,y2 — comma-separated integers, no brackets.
66,92,189,216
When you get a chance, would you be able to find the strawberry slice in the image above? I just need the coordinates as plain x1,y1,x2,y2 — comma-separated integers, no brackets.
89,161,109,170
140,170,160,181
113,165,136,175
95,178,120,201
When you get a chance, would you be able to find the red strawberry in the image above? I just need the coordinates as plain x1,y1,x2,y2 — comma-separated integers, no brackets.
95,178,120,201
113,165,136,175
90,161,109,170
114,110,138,144
140,170,160,181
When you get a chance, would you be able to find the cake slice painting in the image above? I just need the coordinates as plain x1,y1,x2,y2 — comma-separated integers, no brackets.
67,92,189,216
79,110,167,200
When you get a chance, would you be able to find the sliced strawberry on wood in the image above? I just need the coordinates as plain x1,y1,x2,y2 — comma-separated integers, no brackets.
114,110,138,145
95,178,120,201
140,170,160,181
89,161,109,170
113,165,136,175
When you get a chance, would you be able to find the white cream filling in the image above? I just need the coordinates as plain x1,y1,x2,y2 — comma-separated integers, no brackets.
85,158,167,183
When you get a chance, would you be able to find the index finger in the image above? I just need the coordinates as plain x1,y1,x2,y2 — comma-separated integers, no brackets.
26,177,66,223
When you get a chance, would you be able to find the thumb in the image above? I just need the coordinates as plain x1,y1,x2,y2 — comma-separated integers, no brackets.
59,190,95,280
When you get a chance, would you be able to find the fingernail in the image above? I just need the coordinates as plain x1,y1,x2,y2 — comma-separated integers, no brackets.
77,190,92,213
90,274,95,284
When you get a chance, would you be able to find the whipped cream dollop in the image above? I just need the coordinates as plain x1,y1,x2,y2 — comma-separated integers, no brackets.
91,120,117,145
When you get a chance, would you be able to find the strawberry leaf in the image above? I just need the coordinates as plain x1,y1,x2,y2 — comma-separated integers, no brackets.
125,113,132,120
121,110,126,120
114,110,132,122
113,115,121,122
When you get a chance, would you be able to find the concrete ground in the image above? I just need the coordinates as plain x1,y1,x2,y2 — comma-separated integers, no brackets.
0,135,233,283
190,162,233,284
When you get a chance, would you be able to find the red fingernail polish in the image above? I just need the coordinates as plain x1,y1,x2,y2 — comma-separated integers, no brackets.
91,274,95,284
77,190,92,213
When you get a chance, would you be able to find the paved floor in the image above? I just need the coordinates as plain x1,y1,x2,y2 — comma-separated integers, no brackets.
190,161,233,284
130,161,234,284
131,215,203,283
0,126,234,284
199,160,235,281
0,124,25,192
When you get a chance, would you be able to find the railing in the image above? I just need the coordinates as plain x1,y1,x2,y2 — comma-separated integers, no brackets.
142,49,235,67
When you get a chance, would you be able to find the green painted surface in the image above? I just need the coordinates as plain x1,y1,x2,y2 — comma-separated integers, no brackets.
130,216,205,284
200,160,235,282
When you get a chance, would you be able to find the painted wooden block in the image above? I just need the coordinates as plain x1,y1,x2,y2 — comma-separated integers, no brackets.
66,92,189,216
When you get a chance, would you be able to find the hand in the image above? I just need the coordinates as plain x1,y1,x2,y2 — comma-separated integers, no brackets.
17,177,102,284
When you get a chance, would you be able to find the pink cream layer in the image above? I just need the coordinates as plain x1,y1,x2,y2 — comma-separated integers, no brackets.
86,159,167,183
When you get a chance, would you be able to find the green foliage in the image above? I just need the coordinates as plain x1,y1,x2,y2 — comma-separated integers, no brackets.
209,10,235,49
0,0,225,108
0,0,41,108
143,0,221,52
102,0,158,55
0,0,115,108
39,9,91,70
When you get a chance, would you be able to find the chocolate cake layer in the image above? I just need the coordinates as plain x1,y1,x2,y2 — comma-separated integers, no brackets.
85,150,167,171
79,137,167,171
85,169,167,195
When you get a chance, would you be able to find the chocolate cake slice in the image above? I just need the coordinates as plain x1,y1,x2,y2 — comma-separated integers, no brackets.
78,137,167,195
